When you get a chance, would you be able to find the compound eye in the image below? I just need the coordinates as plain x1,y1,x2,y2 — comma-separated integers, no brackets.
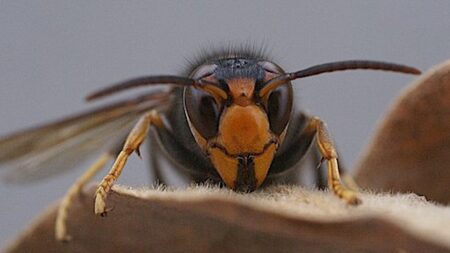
191,64,217,79
184,87,221,139
258,61,283,74
267,84,293,135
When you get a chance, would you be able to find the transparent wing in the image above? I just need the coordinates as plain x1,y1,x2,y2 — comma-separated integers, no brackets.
0,90,172,183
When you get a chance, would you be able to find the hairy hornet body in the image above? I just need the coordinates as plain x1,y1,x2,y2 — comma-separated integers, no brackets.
167,57,292,192
0,48,421,241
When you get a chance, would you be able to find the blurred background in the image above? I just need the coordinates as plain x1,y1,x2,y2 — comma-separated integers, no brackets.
1,0,450,246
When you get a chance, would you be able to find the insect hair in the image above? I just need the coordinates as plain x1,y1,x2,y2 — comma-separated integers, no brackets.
181,43,273,76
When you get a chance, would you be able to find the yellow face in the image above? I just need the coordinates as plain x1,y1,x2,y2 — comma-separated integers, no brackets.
208,102,278,191
186,78,281,192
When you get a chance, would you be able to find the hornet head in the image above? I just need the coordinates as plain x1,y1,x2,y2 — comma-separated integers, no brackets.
184,56,293,192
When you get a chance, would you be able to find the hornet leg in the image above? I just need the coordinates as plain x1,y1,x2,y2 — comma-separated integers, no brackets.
312,145,350,190
308,116,361,205
94,110,163,215
55,153,114,241
268,113,361,204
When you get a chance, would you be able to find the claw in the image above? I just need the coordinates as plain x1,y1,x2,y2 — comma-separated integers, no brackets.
94,191,106,215
99,206,114,217
135,145,142,159
347,194,362,205
316,156,325,170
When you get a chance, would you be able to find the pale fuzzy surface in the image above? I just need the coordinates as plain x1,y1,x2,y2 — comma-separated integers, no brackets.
112,184,450,249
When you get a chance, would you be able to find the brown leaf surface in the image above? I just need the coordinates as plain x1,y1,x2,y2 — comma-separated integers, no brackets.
354,60,450,204
3,185,450,253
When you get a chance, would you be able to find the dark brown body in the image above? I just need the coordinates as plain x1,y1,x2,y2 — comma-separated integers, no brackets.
149,87,316,188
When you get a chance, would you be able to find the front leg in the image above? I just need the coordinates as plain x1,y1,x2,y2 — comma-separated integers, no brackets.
309,117,361,205
269,113,361,205
56,152,114,241
94,110,163,215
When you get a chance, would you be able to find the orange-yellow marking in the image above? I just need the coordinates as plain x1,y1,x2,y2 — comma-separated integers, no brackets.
217,104,271,155
253,143,277,187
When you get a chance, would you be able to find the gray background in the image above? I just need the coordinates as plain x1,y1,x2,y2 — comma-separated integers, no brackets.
1,0,449,247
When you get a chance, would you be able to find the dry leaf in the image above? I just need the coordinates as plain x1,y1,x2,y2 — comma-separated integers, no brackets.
4,185,450,253
355,60,450,204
